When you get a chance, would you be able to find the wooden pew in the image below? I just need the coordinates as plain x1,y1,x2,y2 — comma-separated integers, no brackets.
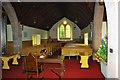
20,42,61,56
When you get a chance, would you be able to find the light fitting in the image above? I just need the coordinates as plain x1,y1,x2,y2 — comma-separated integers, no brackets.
63,20,67,25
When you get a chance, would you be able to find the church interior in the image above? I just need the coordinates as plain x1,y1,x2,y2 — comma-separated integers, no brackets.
0,1,119,79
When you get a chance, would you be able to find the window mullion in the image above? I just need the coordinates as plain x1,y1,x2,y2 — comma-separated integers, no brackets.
59,26,60,38
64,25,66,38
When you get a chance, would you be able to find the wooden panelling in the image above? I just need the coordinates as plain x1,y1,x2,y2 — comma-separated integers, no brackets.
7,41,32,54
51,38,57,42
6,41,14,54
22,40,32,48
9,2,96,30
21,42,62,56
41,39,48,44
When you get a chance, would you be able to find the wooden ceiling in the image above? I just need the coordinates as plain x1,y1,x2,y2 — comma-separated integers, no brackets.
5,2,106,31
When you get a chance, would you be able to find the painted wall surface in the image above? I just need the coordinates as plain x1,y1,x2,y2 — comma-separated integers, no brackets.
7,25,13,41
104,0,118,78
118,1,120,79
81,24,92,40
80,1,119,78
81,21,107,41
102,22,107,39
49,17,81,39
7,25,48,41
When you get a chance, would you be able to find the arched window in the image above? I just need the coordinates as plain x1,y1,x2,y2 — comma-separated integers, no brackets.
58,20,72,41
60,24,65,38
66,24,71,38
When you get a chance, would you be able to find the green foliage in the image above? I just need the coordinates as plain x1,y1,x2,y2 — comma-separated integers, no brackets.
96,36,108,62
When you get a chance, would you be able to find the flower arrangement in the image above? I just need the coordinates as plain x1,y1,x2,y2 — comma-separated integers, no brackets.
96,35,108,62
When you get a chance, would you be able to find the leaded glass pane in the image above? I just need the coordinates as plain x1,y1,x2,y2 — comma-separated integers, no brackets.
60,24,65,38
66,24,70,38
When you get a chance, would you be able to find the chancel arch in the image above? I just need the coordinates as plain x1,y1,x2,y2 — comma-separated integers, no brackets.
2,2,22,54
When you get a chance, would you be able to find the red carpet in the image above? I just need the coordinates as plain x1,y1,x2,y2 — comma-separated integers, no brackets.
2,48,104,80
2,58,104,80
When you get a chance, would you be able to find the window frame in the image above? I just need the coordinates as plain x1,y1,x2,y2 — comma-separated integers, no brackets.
58,21,73,41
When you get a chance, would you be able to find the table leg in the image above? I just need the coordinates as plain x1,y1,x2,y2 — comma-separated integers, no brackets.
80,56,89,68
77,55,78,60
12,55,18,65
80,58,82,63
2,58,10,69
69,56,70,60
61,62,65,76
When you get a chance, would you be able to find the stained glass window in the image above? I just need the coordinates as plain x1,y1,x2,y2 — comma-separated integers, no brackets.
59,21,71,39
66,24,70,38
32,34,41,46
60,24,65,38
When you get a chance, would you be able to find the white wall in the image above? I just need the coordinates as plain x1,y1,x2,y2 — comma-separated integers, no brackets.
102,22,107,39
7,25,48,41
81,21,107,40
49,17,81,39
7,25,13,41
81,24,92,40
104,0,118,78
118,1,120,79
80,1,119,78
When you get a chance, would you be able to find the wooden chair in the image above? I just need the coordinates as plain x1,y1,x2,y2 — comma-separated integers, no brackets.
24,53,42,79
